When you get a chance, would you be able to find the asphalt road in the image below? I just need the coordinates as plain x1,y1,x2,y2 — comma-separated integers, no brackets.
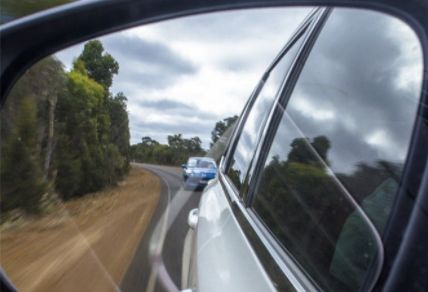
120,163,202,292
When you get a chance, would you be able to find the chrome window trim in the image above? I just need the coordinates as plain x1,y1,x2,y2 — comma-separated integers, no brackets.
241,8,327,204
222,7,322,179
218,170,309,291
246,208,321,291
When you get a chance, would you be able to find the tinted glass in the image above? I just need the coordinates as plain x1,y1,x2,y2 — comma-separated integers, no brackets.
252,8,423,291
228,34,306,191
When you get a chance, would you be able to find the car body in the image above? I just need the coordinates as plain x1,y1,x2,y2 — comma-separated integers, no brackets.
182,157,217,190
182,6,428,292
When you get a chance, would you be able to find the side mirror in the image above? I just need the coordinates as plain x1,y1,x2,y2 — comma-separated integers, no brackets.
187,208,199,230
181,164,187,169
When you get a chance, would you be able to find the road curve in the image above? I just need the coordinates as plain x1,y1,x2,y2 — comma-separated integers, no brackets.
120,163,202,292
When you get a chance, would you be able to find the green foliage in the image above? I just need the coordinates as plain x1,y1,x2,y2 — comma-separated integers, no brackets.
1,56,65,215
1,40,130,214
130,134,206,165
287,136,330,166
55,53,130,199
1,99,47,214
78,40,119,90
55,67,107,197
254,135,400,289
108,92,130,176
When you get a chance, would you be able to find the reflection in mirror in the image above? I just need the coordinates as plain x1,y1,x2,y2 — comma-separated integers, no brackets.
252,8,422,292
0,7,311,292
228,33,307,192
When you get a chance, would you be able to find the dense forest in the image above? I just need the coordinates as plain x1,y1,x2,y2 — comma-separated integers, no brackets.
0,40,130,216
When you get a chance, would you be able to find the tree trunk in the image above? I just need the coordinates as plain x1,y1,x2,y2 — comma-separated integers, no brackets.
44,97,56,180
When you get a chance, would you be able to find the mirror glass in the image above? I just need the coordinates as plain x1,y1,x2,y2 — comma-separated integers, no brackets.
0,6,423,292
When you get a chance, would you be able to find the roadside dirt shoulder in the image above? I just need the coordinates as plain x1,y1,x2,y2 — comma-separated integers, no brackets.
1,165,160,292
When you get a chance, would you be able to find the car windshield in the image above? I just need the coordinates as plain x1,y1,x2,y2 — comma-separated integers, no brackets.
198,160,216,169
188,159,215,169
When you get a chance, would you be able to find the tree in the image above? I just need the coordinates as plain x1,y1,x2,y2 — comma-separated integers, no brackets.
77,40,119,90
141,136,159,147
1,99,47,213
55,41,130,199
210,115,238,147
108,92,131,177
287,136,330,167
1,39,130,215
1,56,65,215
55,65,107,198
131,134,206,165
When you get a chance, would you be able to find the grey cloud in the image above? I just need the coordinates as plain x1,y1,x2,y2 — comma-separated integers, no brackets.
130,118,214,148
139,99,193,110
133,120,213,136
115,70,175,89
268,8,422,175
159,8,310,42
220,58,254,72
131,98,218,120
103,34,197,74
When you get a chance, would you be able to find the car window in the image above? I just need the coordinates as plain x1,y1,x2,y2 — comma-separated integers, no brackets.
251,8,423,291
199,161,215,169
227,32,307,193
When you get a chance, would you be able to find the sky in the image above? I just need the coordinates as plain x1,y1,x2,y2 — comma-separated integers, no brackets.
55,7,311,148
266,8,423,174
55,7,423,173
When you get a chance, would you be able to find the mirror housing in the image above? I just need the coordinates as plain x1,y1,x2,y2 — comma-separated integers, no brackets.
188,208,199,230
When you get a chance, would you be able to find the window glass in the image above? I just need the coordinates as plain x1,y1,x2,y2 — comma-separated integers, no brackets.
252,8,423,291
227,34,306,191
188,158,216,169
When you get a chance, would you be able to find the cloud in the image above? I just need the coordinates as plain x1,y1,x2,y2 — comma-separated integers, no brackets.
102,34,197,75
271,8,423,174
54,8,422,157
131,116,214,146
55,8,312,149
130,98,218,119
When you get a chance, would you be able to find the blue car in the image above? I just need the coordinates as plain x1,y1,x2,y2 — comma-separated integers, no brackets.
182,157,217,190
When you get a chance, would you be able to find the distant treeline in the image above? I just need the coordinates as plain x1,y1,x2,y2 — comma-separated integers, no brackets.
130,135,206,166
130,115,239,166
0,40,130,216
